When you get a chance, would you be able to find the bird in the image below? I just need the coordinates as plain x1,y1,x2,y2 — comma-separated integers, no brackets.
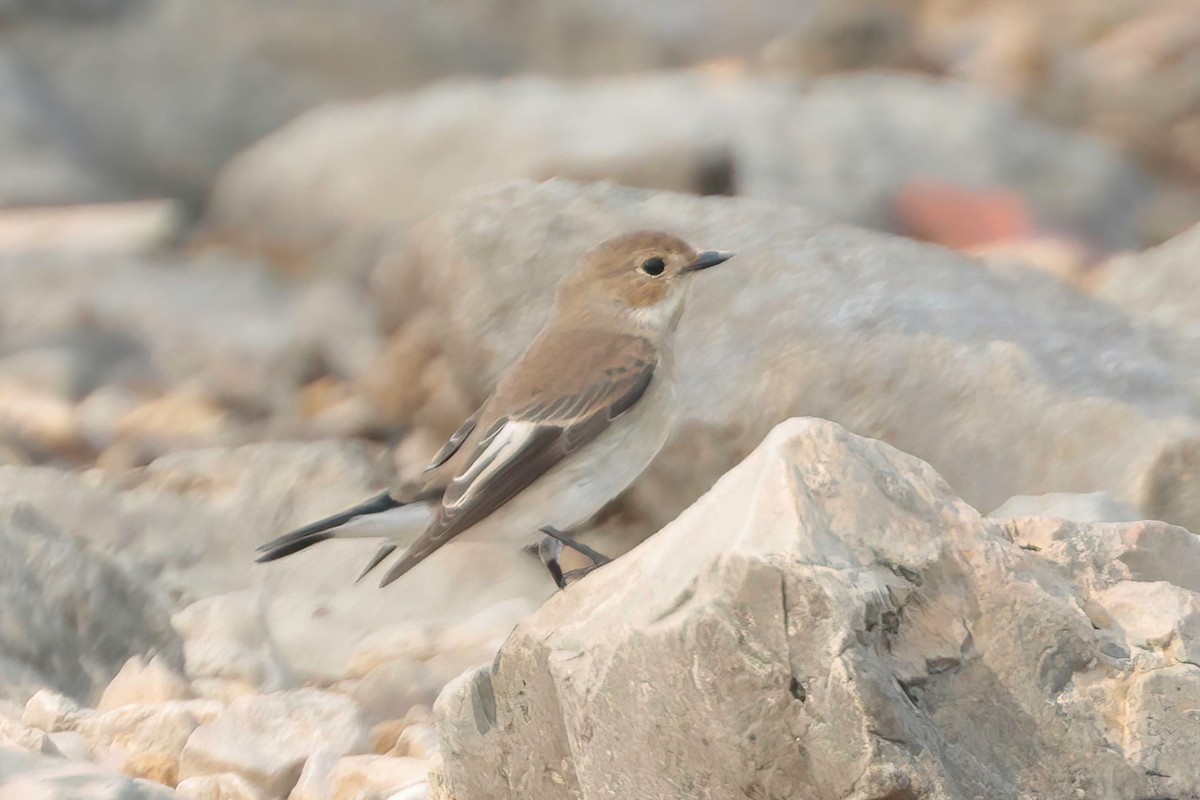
255,230,734,588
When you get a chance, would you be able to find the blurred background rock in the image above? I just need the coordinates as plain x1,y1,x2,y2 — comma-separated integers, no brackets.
2,1,1200,797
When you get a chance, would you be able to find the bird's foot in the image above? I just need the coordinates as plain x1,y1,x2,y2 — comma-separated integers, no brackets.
538,526,611,565
536,526,611,589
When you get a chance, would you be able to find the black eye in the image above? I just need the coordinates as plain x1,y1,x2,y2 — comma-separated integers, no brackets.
641,257,666,276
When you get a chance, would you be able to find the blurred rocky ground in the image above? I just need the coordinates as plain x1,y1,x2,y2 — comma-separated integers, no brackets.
2,0,1200,798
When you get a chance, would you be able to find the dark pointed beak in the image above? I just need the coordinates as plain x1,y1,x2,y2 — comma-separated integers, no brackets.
682,249,735,273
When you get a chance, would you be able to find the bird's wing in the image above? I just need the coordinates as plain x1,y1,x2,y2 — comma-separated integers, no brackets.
377,331,657,585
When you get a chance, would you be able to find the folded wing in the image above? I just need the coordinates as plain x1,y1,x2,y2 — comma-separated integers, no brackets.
377,331,657,586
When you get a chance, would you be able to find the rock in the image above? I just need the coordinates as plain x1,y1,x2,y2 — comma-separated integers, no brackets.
0,748,177,800
21,689,82,732
401,178,1200,538
208,72,1149,278
345,625,438,681
0,52,122,208
0,437,548,691
760,0,931,76
0,201,182,256
45,731,89,762
988,491,1141,523
324,755,428,800
0,376,85,461
97,656,192,711
435,418,1200,799
77,700,223,786
385,784,430,800
0,250,383,420
3,1,802,202
172,592,290,692
179,688,369,797
1092,581,1200,664
1008,517,1200,596
0,715,61,756
351,660,441,726
1095,222,1200,340
0,501,181,703
286,746,340,800
391,725,439,762
176,773,268,800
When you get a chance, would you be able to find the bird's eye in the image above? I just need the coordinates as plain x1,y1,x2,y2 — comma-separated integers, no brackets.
641,257,666,276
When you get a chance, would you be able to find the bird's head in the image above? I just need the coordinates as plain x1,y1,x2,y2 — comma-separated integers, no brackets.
555,230,734,333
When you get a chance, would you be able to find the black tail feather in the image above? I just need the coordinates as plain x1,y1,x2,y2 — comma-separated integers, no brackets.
355,542,398,582
256,531,335,562
255,491,401,562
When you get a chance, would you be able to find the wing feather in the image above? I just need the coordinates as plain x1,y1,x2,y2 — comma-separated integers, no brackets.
378,332,657,586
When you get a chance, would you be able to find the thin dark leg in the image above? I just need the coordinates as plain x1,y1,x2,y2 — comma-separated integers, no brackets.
539,526,611,565
537,536,567,589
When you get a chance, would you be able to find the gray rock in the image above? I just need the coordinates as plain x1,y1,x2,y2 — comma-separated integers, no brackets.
0,250,383,420
2,0,805,201
0,52,123,207
435,418,1200,799
736,73,1149,250
0,501,181,703
0,436,549,695
0,747,176,800
400,178,1200,539
207,72,1149,277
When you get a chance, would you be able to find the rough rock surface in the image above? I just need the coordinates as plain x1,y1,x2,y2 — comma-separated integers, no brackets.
435,418,1200,800
401,178,1200,538
207,72,1149,274
0,500,181,703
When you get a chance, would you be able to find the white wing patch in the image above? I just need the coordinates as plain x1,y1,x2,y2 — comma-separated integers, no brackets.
445,420,540,511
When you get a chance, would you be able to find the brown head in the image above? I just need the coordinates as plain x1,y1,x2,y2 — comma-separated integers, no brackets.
554,230,734,332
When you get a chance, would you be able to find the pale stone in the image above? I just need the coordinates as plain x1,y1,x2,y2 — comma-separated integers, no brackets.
22,690,82,733
326,755,428,800
399,179,1200,548
1093,581,1200,664
77,700,223,787
0,715,61,756
434,418,1197,799
0,201,182,257
173,592,289,692
208,72,1146,278
351,660,440,726
179,689,369,797
345,625,438,680
1096,214,1200,340
988,491,1141,523
285,746,340,800
176,772,269,800
391,725,438,761
97,655,192,711
0,748,177,799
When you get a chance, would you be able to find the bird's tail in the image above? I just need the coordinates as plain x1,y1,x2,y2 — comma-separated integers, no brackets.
255,492,430,564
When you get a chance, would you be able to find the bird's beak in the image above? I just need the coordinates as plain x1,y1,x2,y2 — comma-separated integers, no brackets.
682,249,735,273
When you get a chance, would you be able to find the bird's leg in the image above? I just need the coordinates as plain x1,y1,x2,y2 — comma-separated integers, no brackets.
536,535,567,589
539,526,611,565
